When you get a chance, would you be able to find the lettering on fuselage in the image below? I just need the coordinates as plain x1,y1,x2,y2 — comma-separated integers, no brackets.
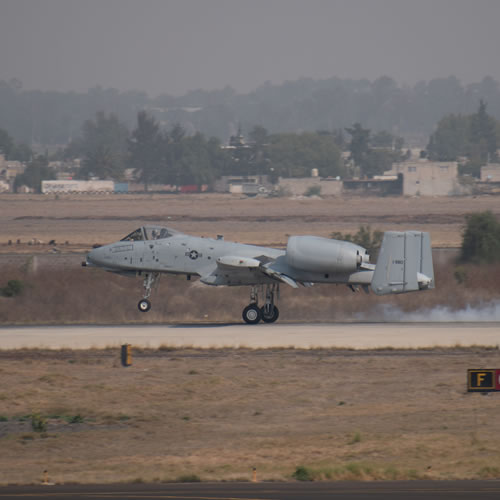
112,244,134,253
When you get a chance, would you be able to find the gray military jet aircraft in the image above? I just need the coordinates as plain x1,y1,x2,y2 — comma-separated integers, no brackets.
83,226,434,324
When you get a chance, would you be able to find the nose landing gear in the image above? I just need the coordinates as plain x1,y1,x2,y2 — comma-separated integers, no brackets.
242,284,279,324
138,298,151,312
137,272,159,313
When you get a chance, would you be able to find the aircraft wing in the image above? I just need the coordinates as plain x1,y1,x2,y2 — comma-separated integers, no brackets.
200,254,301,288
259,265,299,288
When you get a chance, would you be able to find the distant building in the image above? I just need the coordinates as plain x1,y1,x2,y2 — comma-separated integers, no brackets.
342,175,402,196
0,154,26,192
278,177,342,197
41,180,115,194
477,164,500,195
214,175,273,194
480,164,500,182
0,155,25,180
0,180,10,193
388,160,463,196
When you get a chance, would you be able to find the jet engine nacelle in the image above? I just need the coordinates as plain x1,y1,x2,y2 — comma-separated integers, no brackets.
286,236,365,273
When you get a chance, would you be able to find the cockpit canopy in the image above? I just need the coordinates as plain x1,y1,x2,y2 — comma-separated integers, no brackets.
121,226,179,242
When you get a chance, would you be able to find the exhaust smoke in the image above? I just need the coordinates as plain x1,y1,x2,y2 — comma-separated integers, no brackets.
356,301,500,322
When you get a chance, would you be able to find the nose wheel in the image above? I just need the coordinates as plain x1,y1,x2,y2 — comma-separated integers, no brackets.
137,272,159,313
138,298,151,312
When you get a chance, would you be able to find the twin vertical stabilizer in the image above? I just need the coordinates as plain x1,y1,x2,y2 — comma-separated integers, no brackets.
371,231,434,295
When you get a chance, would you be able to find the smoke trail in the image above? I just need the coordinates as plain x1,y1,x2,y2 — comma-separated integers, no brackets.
356,301,500,322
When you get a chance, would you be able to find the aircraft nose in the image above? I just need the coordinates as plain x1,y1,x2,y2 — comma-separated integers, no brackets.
86,246,107,267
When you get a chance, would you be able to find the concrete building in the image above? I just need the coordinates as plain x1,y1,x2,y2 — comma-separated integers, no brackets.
0,180,10,193
277,177,342,196
0,155,27,192
342,175,402,196
214,175,273,194
480,164,500,182
388,160,463,196
41,180,115,194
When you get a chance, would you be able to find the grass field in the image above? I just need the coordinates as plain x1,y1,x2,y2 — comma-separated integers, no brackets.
1,193,500,485
2,192,500,250
1,257,499,324
1,192,499,324
1,347,500,485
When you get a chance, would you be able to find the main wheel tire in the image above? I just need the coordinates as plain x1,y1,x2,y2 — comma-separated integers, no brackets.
261,305,280,323
138,299,151,312
242,304,261,324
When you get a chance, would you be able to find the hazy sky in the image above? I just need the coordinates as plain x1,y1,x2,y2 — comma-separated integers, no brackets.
1,0,500,96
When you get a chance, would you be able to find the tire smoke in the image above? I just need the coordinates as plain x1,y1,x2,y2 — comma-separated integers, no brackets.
357,301,500,322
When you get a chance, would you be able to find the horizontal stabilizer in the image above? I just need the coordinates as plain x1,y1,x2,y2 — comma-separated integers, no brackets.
371,231,434,295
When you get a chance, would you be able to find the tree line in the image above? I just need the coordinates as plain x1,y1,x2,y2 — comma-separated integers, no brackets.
3,100,499,192
70,111,348,189
427,100,500,177
2,75,500,146
3,111,350,192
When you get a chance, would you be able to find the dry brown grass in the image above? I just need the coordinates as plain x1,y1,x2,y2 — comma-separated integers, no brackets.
1,194,500,485
1,192,499,324
2,193,500,249
1,256,500,324
1,347,500,484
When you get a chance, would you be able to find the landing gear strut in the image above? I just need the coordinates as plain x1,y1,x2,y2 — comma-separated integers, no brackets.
137,272,159,313
242,284,279,324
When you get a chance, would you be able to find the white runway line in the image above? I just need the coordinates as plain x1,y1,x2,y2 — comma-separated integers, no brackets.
0,323,499,349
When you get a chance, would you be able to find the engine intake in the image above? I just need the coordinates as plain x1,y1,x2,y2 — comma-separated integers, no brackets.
286,236,365,273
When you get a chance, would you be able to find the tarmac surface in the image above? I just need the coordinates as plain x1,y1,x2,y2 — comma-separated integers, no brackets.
1,481,500,499
0,322,499,350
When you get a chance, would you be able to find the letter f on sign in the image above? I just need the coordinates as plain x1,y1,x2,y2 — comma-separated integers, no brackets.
478,373,486,385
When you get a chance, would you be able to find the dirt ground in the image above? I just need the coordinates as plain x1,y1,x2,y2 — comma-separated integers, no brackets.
1,194,500,486
1,193,500,251
1,347,500,485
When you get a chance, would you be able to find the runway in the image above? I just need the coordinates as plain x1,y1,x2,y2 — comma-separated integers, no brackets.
0,322,499,349
1,481,500,500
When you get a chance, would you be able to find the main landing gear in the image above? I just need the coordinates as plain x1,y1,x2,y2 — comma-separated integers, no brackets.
137,272,159,313
242,284,280,324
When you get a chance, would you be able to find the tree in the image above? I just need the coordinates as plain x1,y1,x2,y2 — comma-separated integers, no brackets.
427,101,500,177
0,279,25,297
247,125,271,176
371,130,394,148
155,126,229,187
331,225,383,259
78,112,129,180
469,99,498,163
345,124,402,178
248,125,269,146
266,132,343,178
0,128,14,157
345,123,370,169
460,211,500,263
9,142,32,162
13,155,55,193
332,129,347,150
362,149,395,178
128,111,163,191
